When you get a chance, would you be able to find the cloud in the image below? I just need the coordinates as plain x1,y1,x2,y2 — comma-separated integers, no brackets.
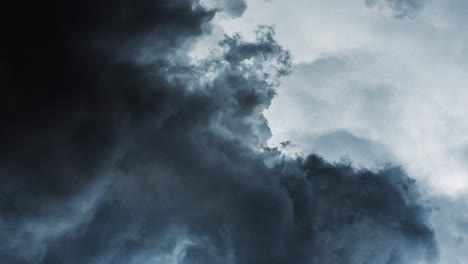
429,194,468,264
217,0,248,18
265,55,401,162
306,129,396,167
364,0,428,19
1,0,438,263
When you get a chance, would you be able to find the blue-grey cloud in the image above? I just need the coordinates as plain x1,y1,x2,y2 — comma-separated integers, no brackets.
218,0,248,18
364,0,428,19
307,129,396,167
429,195,468,264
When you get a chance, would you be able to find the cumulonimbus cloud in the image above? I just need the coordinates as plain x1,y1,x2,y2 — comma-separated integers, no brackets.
1,0,438,263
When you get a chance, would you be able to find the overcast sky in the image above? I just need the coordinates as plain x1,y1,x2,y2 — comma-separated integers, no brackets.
2,1,468,263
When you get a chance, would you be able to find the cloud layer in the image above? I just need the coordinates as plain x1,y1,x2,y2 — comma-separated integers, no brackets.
1,1,439,263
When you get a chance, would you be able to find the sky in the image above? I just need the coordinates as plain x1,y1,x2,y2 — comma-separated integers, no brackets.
1,0,467,263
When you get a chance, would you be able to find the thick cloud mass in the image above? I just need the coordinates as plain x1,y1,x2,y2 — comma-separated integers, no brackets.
1,0,438,263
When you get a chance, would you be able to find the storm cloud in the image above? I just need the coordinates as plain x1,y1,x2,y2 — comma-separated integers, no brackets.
1,1,438,263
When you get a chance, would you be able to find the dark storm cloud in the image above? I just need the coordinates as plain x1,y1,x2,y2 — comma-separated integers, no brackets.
1,0,215,200
1,0,438,263
364,0,427,19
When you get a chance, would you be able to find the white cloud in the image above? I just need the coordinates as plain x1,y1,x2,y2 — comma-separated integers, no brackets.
218,0,468,195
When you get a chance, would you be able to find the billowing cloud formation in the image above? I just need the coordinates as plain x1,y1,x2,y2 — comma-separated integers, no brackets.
1,0,438,263
364,0,427,19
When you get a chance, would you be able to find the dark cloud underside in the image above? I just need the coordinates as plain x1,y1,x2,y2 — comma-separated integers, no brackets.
1,1,437,263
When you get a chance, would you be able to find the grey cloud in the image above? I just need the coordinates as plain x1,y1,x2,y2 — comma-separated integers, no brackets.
267,54,401,154
305,129,396,167
217,0,248,18
201,0,247,18
1,1,438,263
429,195,468,264
364,0,428,19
